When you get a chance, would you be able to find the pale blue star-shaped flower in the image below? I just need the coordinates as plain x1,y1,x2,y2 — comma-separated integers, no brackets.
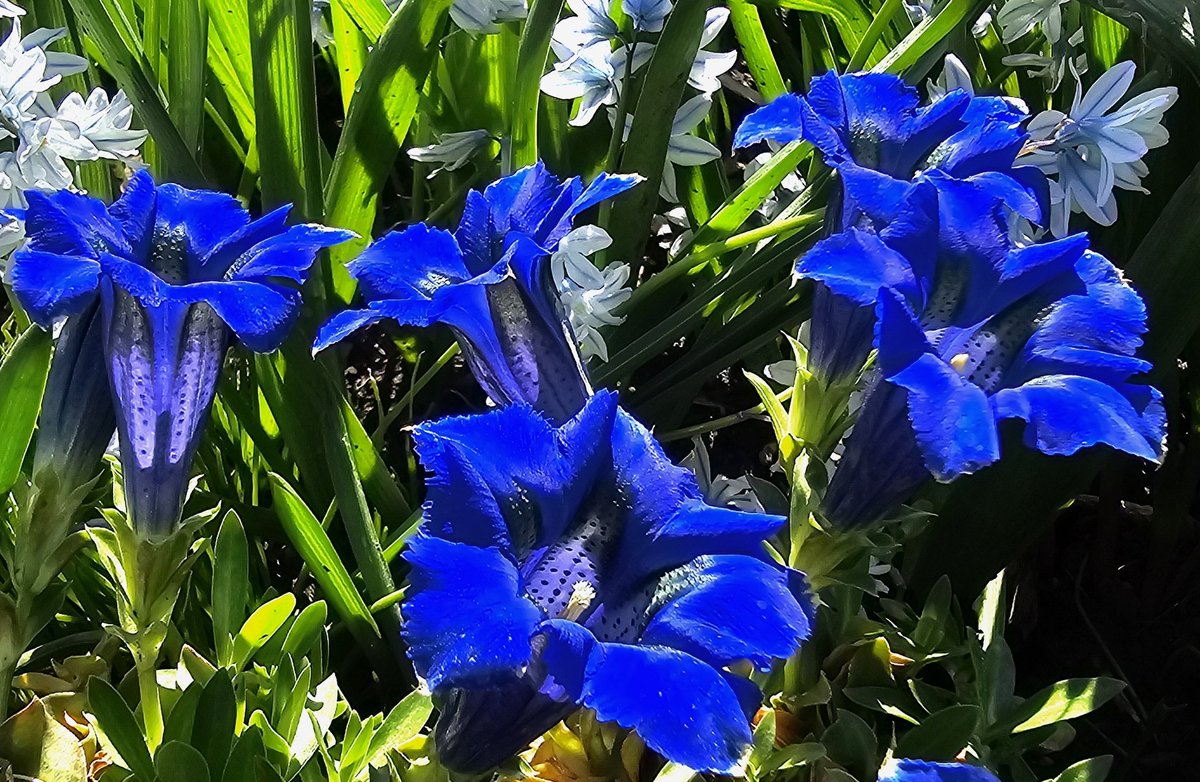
1022,61,1177,235
540,41,653,127
613,94,720,201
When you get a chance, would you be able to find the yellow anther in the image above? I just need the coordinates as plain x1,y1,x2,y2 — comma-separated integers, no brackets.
949,353,970,373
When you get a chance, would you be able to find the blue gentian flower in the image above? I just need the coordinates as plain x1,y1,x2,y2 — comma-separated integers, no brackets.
403,391,815,773
805,186,1164,526
879,758,1000,782
32,302,115,493
733,72,1048,385
10,170,352,536
314,162,639,423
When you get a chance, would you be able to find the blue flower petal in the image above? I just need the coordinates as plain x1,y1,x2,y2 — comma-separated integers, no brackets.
879,758,1000,782
403,535,541,690
23,189,128,257
607,408,786,593
796,228,922,307
108,169,158,258
202,204,292,276
877,290,1000,480
10,250,102,326
151,183,251,280
100,277,227,536
178,280,301,352
578,642,752,773
993,376,1164,461
348,223,471,300
733,93,805,149
227,224,353,284
413,397,616,557
640,555,814,670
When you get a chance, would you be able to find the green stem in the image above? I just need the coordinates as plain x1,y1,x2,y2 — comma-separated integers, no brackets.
658,387,794,442
0,662,14,723
598,33,640,257
137,659,164,750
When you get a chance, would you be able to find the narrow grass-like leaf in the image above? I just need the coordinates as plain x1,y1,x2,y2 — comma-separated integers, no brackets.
1083,6,1129,69
0,327,51,495
165,0,207,181
607,0,711,260
268,473,381,642
320,392,402,649
511,0,568,167
729,0,787,100
67,0,205,182
334,0,392,40
205,0,257,138
874,0,984,75
249,0,324,217
332,0,371,114
324,0,452,295
772,0,876,54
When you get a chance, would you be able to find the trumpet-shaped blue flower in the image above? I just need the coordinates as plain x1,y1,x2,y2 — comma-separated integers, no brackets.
879,758,1000,782
806,186,1164,526
315,163,639,423
403,392,814,773
734,72,1047,384
10,170,352,536
32,301,115,493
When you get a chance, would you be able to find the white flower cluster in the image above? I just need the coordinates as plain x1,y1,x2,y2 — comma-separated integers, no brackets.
550,225,631,362
406,129,495,176
1021,61,1177,237
540,2,732,201
0,10,147,255
682,437,764,513
540,4,735,124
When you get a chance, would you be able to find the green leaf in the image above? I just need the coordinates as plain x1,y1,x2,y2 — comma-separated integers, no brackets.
222,726,267,782
155,740,212,782
1083,6,1129,69
0,326,51,495
912,574,952,650
232,594,297,669
281,601,329,658
324,0,452,288
68,0,205,182
249,0,324,216
749,708,776,773
511,0,567,167
268,473,381,644
365,690,434,766
874,0,983,75
86,678,156,782
334,0,392,39
994,678,1125,736
729,0,786,99
822,709,877,780
1082,0,1200,78
759,742,826,775
896,705,981,761
0,699,88,782
653,762,698,782
607,0,712,261
192,669,237,776
212,511,249,667
166,0,207,167
843,686,922,724
1051,755,1114,782
772,0,876,53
